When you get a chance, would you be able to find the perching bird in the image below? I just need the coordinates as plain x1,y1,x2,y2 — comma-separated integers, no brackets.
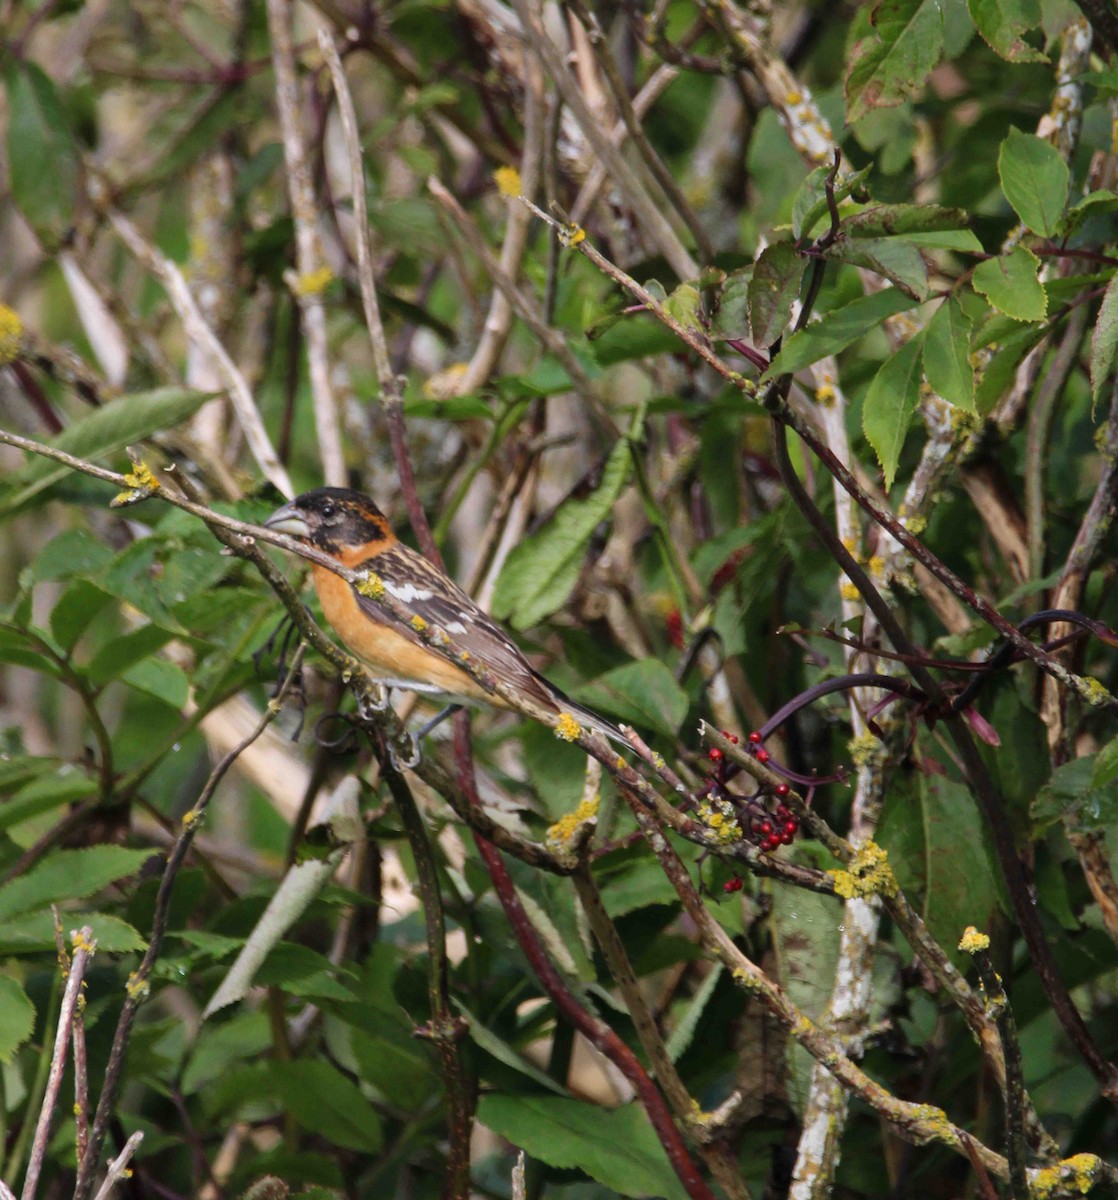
265,487,622,744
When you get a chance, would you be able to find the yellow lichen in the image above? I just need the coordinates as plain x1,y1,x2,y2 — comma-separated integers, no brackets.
555,712,582,742
867,555,885,579
410,615,428,633
356,573,386,601
494,166,522,197
958,926,990,954
423,362,469,399
840,581,860,602
547,795,600,847
111,461,161,508
1031,1154,1103,1198
71,929,96,955
0,304,22,364
1080,676,1114,707
125,971,150,1002
848,730,882,769
815,382,836,405
698,797,742,844
828,842,898,900
559,222,586,247
290,266,335,297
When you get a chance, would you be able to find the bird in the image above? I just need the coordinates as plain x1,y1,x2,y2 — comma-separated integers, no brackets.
264,487,623,744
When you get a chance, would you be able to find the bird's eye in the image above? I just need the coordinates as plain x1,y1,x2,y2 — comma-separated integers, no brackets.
320,500,336,520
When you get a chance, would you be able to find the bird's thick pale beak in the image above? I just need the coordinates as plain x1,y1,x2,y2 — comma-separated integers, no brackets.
264,501,310,539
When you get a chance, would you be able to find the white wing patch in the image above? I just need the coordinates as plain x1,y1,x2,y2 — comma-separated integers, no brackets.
385,580,434,604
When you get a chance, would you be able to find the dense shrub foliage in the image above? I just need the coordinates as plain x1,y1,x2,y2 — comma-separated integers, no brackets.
1,1,1118,1197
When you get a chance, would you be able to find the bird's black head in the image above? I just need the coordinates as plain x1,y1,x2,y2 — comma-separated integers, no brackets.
265,488,391,554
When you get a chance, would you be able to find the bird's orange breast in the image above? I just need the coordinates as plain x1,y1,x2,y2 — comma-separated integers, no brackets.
309,562,506,704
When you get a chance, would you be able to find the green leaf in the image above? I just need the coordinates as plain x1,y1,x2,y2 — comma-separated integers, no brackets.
269,1060,383,1154
666,963,723,1062
0,766,98,831
862,332,925,489
923,297,975,411
972,246,1046,321
492,439,631,630
663,282,704,334
120,657,190,708
1090,274,1118,407
792,164,872,239
23,530,114,584
1092,737,1118,789
845,0,946,123
901,228,983,251
710,267,751,341
0,387,212,516
748,242,805,348
879,774,1003,966
0,910,146,954
50,580,113,653
0,976,36,1064
830,236,928,299
575,660,689,737
254,943,356,1002
458,1002,569,1095
0,846,157,922
998,129,1069,236
765,289,917,378
4,61,81,247
1034,757,1118,832
350,1028,438,1110
968,0,1046,62
477,1095,689,1200
87,624,174,686
182,1012,273,1095
843,204,971,238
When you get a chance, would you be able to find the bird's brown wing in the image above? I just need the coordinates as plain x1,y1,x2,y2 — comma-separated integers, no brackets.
350,542,560,711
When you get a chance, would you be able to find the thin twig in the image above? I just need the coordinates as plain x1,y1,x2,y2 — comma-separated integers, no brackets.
509,0,698,281
378,756,474,1198
573,864,751,1199
961,931,1033,1200
427,177,620,440
267,0,346,486
90,1133,143,1200
88,181,293,496
21,927,96,1200
317,29,439,558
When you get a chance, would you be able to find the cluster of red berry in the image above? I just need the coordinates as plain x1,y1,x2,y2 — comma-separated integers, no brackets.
705,732,801,893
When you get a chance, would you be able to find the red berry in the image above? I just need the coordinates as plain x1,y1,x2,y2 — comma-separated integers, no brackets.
665,608,685,650
748,731,762,744
765,835,781,851
776,806,790,821
722,730,739,744
709,747,723,762
723,877,743,893
776,783,790,797
780,831,795,845
755,748,770,763
758,821,773,836
784,820,798,835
